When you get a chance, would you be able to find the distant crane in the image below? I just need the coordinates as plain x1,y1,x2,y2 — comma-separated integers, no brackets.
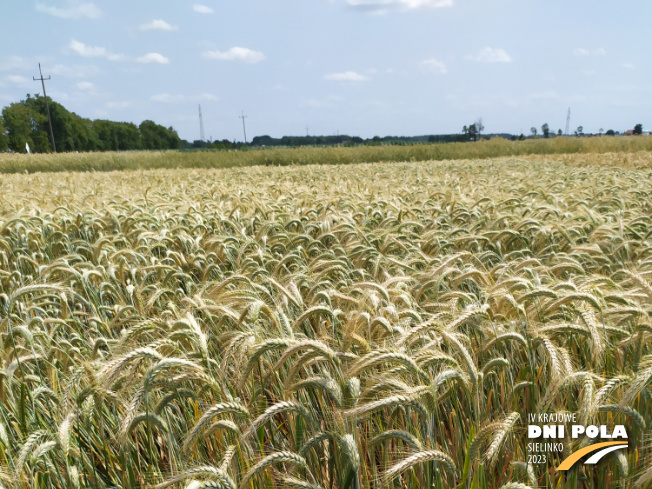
198,104,205,142
565,107,571,136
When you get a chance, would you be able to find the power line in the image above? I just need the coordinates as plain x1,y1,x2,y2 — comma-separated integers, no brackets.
239,111,248,143
33,63,56,153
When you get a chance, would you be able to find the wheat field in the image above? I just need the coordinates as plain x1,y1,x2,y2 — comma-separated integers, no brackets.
0,154,651,488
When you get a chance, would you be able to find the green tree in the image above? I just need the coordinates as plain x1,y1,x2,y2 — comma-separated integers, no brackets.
530,127,537,137
92,120,118,151
25,95,65,151
0,117,8,151
577,125,584,135
2,94,100,152
91,120,140,151
468,123,477,141
115,122,140,150
476,118,484,139
2,94,184,153
139,120,164,149
165,126,182,149
541,123,550,138
139,120,181,150
2,99,49,153
634,123,643,135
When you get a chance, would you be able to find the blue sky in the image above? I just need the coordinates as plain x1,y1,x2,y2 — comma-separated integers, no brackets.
1,0,650,141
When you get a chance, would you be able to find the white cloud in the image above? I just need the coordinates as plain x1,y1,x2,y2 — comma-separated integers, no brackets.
622,63,635,69
199,93,219,101
75,81,94,90
202,47,265,63
420,58,448,74
345,0,452,13
136,53,170,64
140,19,178,31
36,1,101,19
193,4,214,14
573,47,606,56
472,47,512,63
324,71,369,82
69,39,123,61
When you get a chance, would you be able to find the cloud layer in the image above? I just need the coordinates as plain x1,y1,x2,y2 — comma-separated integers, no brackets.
324,71,369,82
69,39,123,61
473,47,512,63
140,19,178,31
574,48,606,56
193,4,214,14
136,53,170,64
345,0,452,13
75,81,94,90
202,47,265,63
36,1,101,19
420,58,448,74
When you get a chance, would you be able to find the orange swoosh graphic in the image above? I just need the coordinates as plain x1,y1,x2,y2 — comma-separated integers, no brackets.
557,441,627,471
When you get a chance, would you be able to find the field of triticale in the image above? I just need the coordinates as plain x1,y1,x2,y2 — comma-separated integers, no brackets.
0,154,651,489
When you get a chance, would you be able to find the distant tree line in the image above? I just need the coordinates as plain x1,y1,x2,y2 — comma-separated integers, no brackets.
184,139,236,150
251,135,365,147
250,134,496,147
528,122,645,139
1,96,646,154
0,94,181,153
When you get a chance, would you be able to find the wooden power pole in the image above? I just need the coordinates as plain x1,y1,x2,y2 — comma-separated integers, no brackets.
33,63,56,153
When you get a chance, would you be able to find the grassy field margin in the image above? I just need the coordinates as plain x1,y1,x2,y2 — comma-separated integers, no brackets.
1,135,652,174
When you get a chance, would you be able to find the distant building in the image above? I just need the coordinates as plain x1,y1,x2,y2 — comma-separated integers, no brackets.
624,130,635,136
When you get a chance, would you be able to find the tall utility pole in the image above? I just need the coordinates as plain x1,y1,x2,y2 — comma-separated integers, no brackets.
239,111,248,143
565,107,571,136
198,104,205,142
33,63,56,152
